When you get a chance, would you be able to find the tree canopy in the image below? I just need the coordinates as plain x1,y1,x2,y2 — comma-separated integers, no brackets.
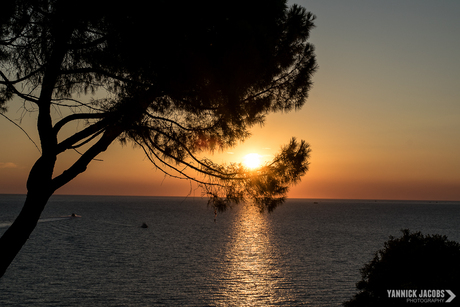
343,229,460,306
0,0,316,207
0,0,317,277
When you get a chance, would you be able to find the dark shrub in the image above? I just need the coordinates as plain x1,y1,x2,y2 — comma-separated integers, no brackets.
343,229,460,306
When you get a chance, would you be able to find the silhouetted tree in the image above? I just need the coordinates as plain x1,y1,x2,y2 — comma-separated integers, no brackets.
0,0,317,277
343,229,460,306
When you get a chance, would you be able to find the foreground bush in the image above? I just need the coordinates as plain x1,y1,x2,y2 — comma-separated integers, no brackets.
343,229,460,306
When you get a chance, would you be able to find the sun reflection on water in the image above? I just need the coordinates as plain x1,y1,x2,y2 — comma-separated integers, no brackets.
217,204,294,306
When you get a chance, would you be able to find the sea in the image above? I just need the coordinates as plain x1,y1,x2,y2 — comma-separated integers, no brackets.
0,194,459,306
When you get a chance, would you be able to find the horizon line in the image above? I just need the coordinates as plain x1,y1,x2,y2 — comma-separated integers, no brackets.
1,193,459,203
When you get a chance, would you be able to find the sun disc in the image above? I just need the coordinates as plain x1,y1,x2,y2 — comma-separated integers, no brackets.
243,153,262,169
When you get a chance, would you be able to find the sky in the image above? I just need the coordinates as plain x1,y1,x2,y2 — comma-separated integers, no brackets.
1,0,460,200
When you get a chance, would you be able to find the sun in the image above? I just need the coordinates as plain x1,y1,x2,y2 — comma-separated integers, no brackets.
243,153,262,169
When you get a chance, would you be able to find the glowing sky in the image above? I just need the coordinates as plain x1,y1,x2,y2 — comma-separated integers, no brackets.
1,0,460,200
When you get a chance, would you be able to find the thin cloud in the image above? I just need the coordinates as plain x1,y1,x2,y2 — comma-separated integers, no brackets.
0,162,18,169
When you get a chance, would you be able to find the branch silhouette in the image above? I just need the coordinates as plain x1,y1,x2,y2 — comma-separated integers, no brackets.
0,0,317,278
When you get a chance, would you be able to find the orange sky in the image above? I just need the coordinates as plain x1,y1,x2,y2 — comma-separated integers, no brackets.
1,0,460,200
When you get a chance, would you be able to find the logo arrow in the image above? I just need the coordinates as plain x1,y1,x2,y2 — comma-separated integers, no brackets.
446,290,456,303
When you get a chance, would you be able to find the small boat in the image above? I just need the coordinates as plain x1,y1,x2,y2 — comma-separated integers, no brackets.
141,222,148,228
69,213,81,218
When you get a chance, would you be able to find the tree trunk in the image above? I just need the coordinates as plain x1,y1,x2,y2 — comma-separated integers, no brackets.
0,126,124,278
0,189,52,278
0,152,56,278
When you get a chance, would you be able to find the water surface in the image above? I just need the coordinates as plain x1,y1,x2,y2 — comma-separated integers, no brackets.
1,195,459,306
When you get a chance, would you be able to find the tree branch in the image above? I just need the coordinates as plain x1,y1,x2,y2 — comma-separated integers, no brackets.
58,67,143,86
141,126,235,177
51,126,122,191
0,70,39,103
50,97,105,111
67,35,107,50
139,131,240,180
145,112,220,132
53,112,106,133
0,113,41,153
135,139,224,187
0,67,44,85
69,128,105,149
56,117,109,153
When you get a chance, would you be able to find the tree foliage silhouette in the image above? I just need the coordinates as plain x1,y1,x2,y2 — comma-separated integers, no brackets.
343,229,460,306
0,0,317,277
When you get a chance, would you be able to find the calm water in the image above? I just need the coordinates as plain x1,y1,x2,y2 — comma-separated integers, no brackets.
0,195,459,306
